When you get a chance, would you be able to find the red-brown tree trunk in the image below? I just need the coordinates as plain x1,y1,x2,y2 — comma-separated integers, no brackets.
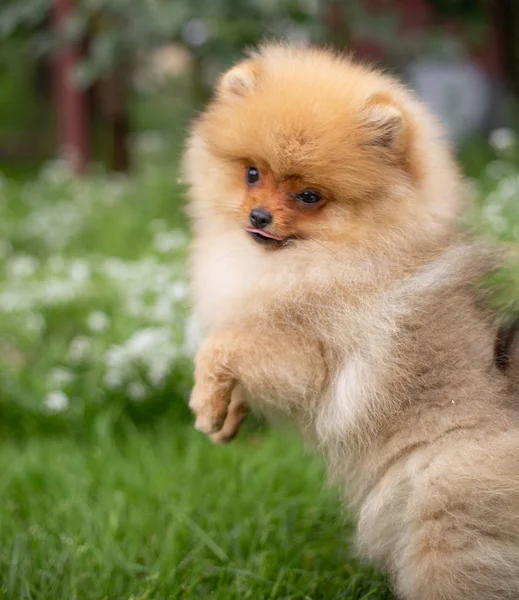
52,0,89,174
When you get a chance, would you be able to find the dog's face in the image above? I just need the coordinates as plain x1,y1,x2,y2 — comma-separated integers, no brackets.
186,46,448,253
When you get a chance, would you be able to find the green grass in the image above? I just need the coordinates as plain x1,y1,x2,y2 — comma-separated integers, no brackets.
0,421,391,600
0,148,392,599
1,128,519,598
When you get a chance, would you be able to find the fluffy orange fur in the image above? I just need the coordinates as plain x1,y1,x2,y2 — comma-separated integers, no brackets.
184,44,519,599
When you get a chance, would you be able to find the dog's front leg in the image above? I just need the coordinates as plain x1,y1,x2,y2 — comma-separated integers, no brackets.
189,328,326,437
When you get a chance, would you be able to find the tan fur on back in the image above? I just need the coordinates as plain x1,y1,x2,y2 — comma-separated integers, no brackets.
184,44,519,599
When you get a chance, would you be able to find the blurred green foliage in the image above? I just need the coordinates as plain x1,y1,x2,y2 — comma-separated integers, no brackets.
0,0,322,88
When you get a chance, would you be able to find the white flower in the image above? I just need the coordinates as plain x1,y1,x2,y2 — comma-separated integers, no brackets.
125,327,171,358
152,230,188,253
39,159,72,184
6,255,39,278
87,311,110,332
489,128,516,153
171,281,188,300
0,291,25,312
69,259,90,284
104,368,125,390
41,278,78,304
150,297,175,322
44,391,69,412
104,344,135,389
148,356,172,387
483,203,508,234
104,327,178,389
47,367,75,388
22,203,83,250
67,336,92,364
484,160,514,181
127,381,148,401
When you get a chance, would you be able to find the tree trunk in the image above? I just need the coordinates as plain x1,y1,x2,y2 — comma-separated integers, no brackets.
95,66,131,172
52,0,89,174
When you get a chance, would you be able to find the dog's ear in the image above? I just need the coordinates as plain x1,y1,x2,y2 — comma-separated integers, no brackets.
218,61,259,98
362,94,406,150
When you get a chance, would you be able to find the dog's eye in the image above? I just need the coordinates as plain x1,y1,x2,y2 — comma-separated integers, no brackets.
246,166,260,185
297,190,322,204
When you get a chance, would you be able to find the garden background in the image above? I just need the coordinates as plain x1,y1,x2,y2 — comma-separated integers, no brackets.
1,1,519,598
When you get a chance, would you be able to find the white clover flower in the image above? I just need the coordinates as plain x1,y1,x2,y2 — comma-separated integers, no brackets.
484,160,514,181
104,343,135,389
86,311,110,333
152,230,188,253
150,297,175,322
125,328,166,356
44,391,69,412
67,336,92,364
148,355,173,387
483,203,508,234
39,159,72,184
23,203,83,250
47,367,75,388
104,327,178,389
69,259,90,284
127,381,148,401
41,278,78,304
489,128,516,153
171,281,187,300
149,282,187,322
104,367,125,390
6,255,39,279
0,290,26,312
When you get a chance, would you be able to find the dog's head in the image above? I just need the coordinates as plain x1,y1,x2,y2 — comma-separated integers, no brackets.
185,44,462,255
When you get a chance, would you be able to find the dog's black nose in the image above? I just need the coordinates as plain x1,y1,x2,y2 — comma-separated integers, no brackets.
249,208,272,229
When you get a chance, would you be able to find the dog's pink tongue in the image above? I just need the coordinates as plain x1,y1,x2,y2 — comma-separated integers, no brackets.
245,227,284,241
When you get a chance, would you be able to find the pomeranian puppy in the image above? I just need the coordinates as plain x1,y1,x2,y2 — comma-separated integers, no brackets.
184,44,519,600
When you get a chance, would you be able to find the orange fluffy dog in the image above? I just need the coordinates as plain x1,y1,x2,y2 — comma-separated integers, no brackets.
184,44,519,599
